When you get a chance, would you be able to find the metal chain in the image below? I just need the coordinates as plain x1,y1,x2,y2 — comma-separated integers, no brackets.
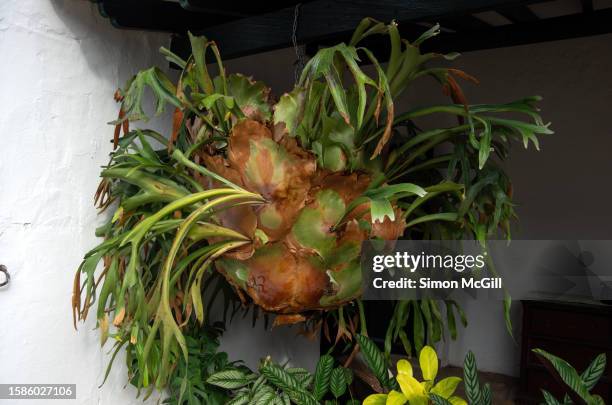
292,3,306,84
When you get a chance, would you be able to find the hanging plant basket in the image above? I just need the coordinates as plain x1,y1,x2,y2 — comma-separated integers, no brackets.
72,17,550,400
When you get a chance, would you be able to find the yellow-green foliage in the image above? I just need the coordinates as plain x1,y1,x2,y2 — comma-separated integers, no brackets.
364,346,466,405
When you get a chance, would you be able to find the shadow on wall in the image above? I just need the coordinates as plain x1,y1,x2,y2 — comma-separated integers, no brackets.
50,0,168,83
49,0,174,135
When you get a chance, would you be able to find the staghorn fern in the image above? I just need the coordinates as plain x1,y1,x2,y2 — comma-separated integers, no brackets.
72,18,551,396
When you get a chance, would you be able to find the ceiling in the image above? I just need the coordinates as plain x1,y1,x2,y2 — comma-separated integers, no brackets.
91,0,612,62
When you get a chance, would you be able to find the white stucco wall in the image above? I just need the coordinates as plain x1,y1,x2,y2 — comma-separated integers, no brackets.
0,1,319,404
0,1,170,403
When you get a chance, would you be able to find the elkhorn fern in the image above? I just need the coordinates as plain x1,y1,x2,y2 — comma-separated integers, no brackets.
73,19,551,391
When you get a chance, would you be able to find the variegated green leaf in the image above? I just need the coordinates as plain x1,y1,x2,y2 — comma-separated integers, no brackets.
207,369,250,389
533,349,594,403
329,367,347,398
580,353,606,391
313,354,334,400
356,334,391,389
463,351,483,405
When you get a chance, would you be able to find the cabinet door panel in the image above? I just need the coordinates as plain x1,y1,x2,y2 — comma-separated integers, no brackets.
528,307,611,345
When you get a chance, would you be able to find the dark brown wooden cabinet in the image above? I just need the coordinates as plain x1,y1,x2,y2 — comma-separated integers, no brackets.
520,301,612,403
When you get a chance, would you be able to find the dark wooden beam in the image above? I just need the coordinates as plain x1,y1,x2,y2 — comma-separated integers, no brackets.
96,0,236,32
170,0,544,60
178,0,307,17
353,8,612,67
496,5,539,23
178,0,249,17
436,15,491,32
172,6,612,69
421,8,612,54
